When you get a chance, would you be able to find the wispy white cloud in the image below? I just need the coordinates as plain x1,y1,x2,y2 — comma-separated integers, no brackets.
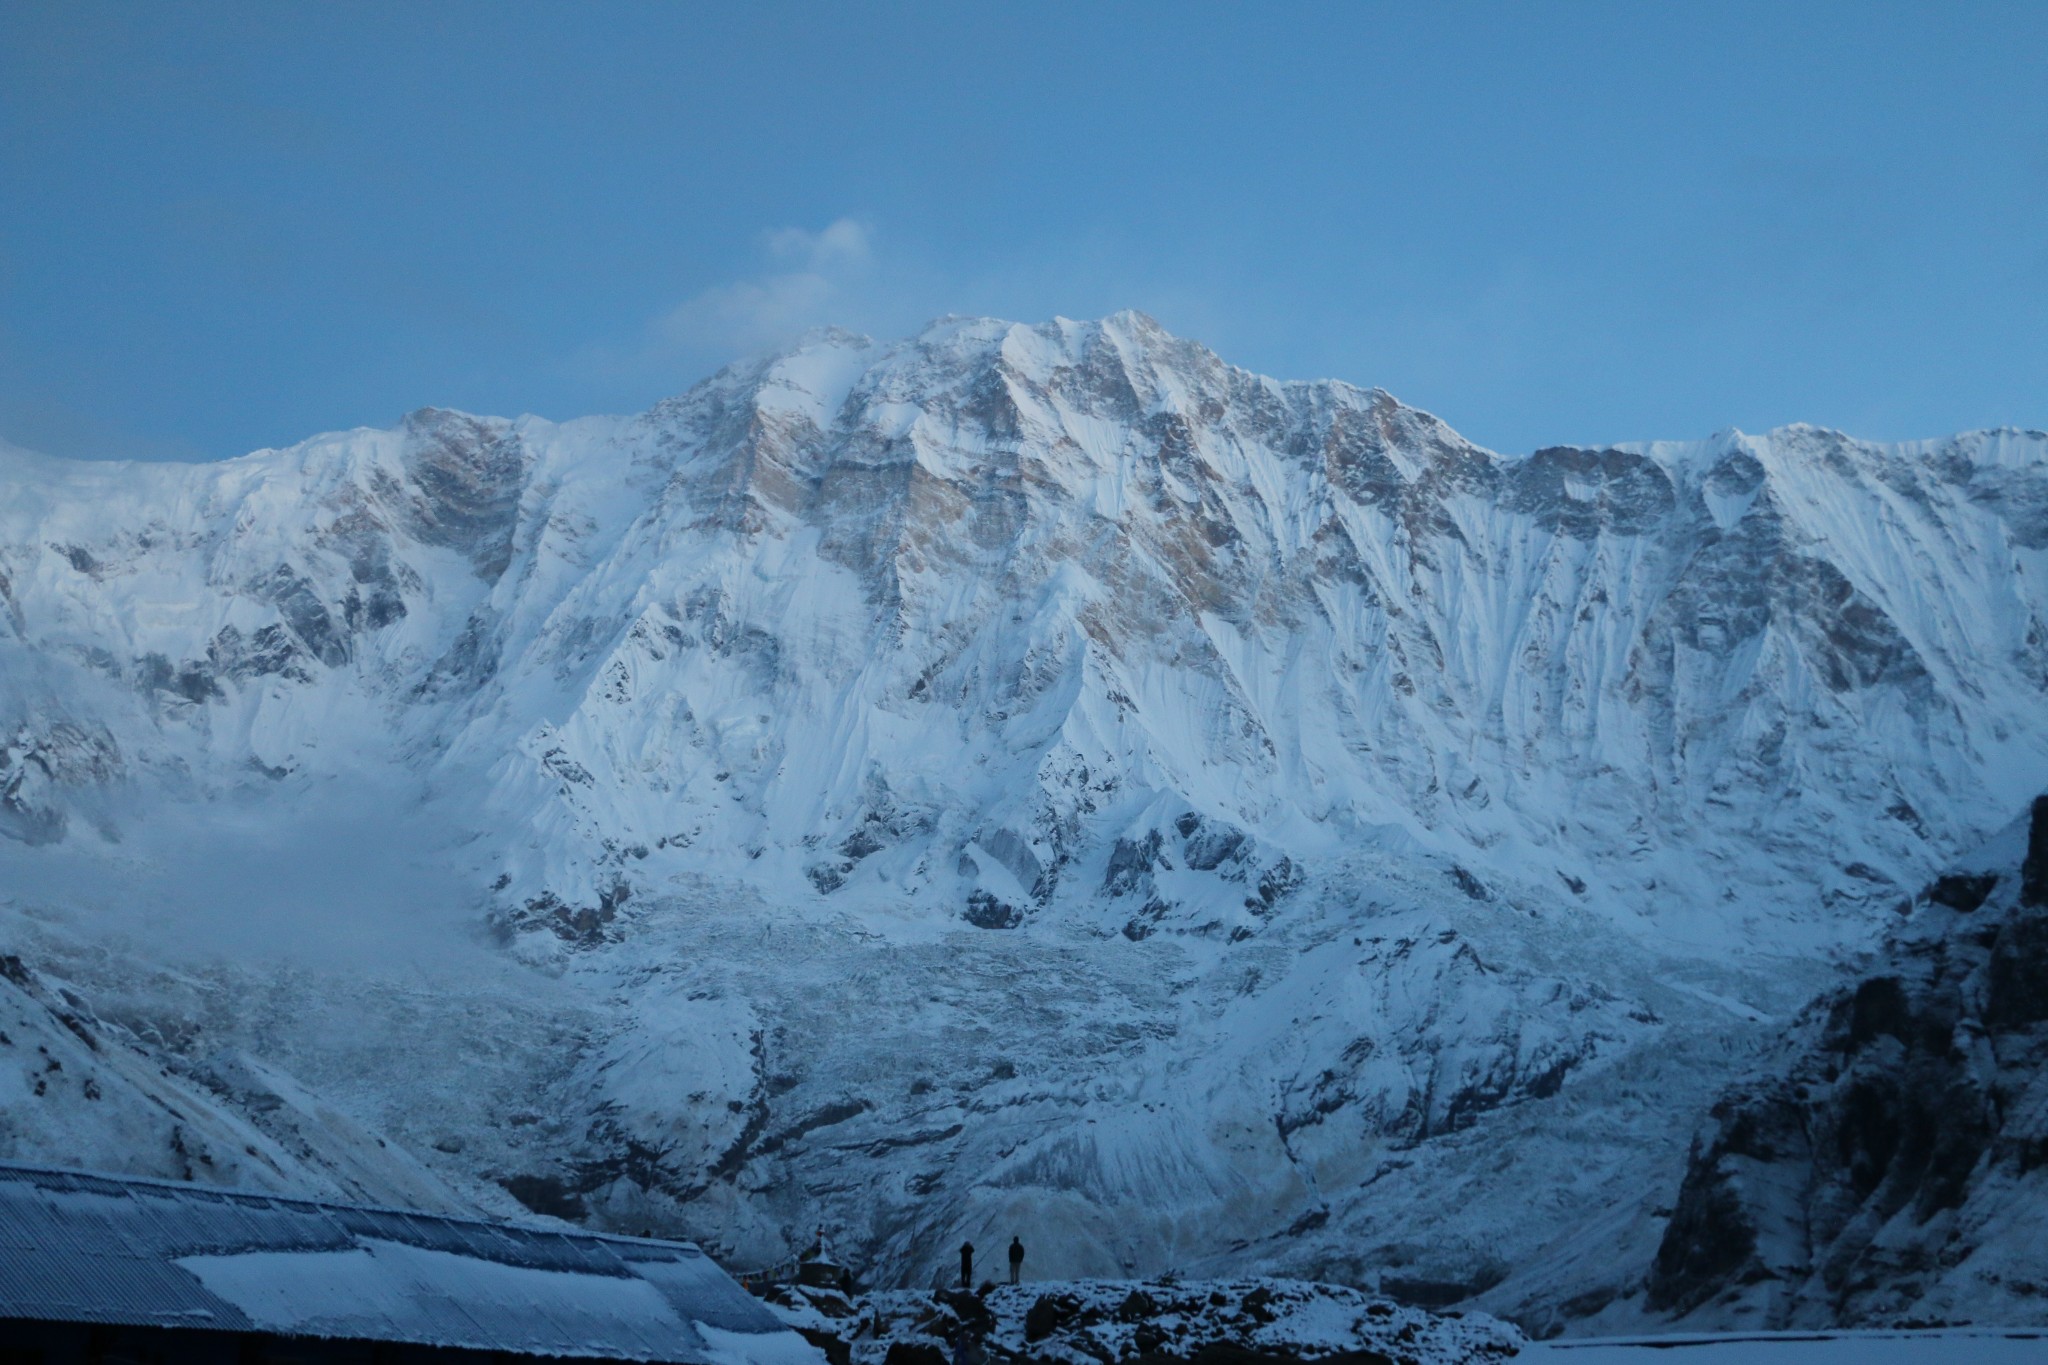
583,218,879,394
573,215,1207,406
648,271,839,358
761,217,872,274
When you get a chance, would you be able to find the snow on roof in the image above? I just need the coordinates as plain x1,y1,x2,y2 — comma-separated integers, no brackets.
0,1162,820,1365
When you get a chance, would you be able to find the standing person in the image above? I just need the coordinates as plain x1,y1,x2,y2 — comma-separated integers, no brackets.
959,1240,974,1288
1008,1236,1024,1285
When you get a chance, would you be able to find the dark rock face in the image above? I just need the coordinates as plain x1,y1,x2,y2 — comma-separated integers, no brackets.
1927,874,1998,913
2024,794,2048,907
1508,446,1677,539
0,722,120,844
397,408,529,581
963,892,1023,929
1646,795,2048,1327
250,562,353,668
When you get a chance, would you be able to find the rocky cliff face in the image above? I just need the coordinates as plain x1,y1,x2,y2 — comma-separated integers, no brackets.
1645,796,2048,1328
0,314,2044,1320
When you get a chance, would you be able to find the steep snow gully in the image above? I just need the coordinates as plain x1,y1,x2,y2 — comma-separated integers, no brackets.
2,313,2045,1335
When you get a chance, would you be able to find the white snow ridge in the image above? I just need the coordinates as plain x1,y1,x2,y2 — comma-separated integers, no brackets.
2,312,2046,1339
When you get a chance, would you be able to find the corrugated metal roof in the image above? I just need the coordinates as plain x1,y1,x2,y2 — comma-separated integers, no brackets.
0,1162,819,1364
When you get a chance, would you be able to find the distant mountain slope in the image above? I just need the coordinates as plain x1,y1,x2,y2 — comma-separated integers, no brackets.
1,313,2044,1321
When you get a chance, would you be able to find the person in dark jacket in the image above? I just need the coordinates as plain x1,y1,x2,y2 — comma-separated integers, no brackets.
959,1240,974,1288
1007,1235,1024,1284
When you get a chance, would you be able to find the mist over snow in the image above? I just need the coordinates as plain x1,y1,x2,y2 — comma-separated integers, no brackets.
0,779,494,977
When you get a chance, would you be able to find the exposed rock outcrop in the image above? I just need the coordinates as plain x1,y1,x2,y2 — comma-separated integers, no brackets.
1647,795,2048,1328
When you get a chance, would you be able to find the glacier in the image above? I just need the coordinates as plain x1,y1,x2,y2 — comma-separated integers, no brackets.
1,311,2044,1332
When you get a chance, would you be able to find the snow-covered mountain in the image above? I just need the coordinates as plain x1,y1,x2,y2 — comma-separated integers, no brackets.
2,313,2045,1327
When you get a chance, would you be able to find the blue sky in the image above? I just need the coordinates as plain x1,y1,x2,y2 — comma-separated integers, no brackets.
1,1,2043,462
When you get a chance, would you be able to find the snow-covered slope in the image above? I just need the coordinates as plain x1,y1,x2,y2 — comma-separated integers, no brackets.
0,951,477,1213
1,313,2045,1322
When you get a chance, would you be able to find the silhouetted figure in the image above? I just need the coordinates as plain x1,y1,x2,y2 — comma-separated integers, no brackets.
959,1240,974,1288
1007,1235,1024,1284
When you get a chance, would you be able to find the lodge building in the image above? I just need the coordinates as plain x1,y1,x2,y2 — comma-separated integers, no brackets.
0,1162,819,1365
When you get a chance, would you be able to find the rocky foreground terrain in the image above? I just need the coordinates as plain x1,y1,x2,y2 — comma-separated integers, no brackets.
759,1276,1519,1365
2,312,2045,1332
